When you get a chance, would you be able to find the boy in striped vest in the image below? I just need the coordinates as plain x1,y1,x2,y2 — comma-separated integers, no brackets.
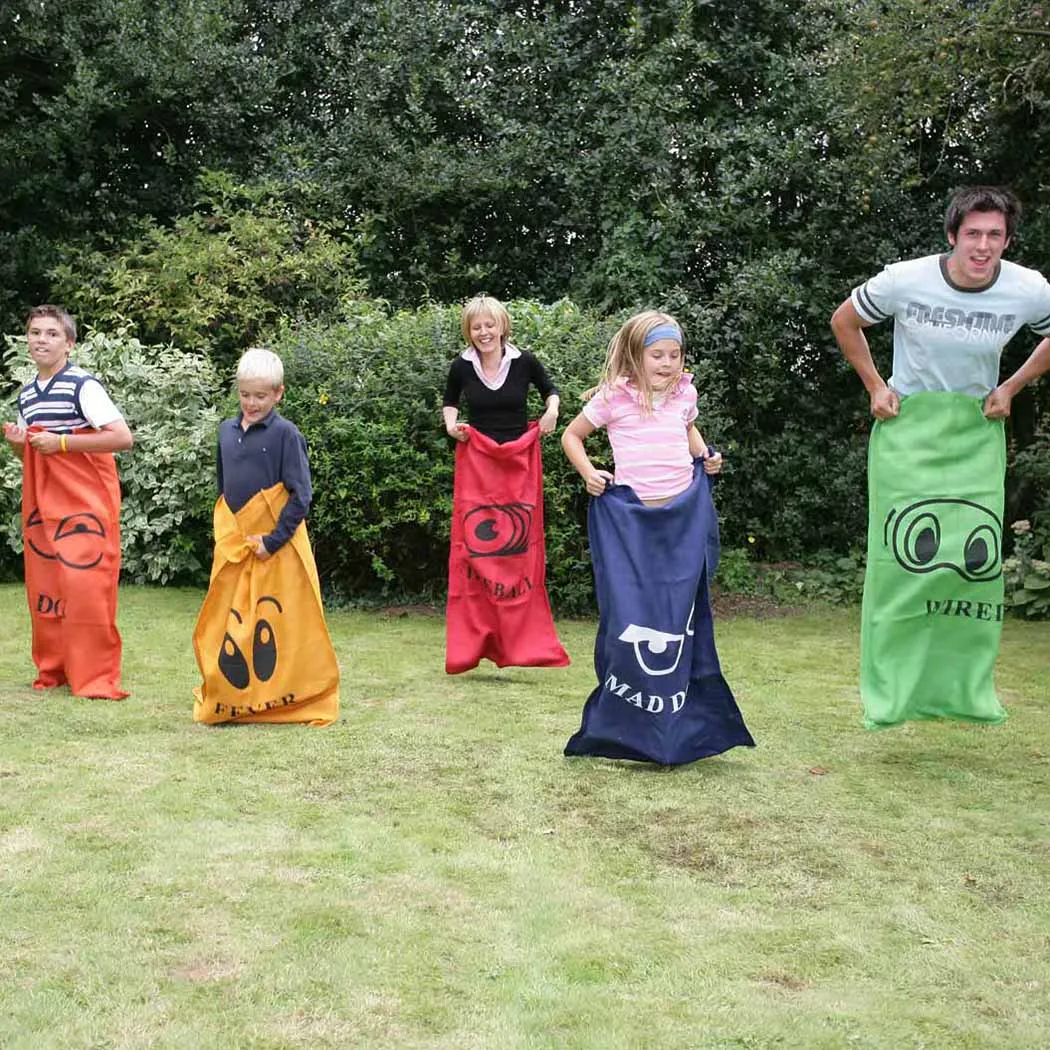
3,305,134,698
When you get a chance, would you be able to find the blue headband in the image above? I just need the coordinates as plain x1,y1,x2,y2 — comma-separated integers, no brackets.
642,323,683,347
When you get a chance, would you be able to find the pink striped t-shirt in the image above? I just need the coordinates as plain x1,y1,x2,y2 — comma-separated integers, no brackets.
582,375,699,500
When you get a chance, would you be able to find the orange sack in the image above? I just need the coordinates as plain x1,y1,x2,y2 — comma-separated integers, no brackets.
21,433,127,699
193,483,339,725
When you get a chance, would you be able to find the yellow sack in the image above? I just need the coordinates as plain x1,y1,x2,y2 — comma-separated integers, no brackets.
192,483,339,725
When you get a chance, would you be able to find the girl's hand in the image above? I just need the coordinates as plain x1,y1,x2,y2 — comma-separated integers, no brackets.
585,469,615,496
703,451,723,475
446,422,469,443
538,407,558,435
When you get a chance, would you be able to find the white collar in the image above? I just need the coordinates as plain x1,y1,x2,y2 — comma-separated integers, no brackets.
461,342,521,390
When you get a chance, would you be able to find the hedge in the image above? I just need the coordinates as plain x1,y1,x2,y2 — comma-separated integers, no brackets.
3,300,1045,617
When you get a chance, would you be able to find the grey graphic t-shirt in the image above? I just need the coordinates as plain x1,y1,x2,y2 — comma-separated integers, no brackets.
851,254,1050,396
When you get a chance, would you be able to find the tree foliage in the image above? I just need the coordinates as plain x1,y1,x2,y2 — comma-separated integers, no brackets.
3,0,1050,567
0,0,299,330
49,172,364,369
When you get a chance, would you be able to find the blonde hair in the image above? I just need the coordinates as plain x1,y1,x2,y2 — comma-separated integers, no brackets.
590,310,684,413
237,347,284,389
460,295,511,348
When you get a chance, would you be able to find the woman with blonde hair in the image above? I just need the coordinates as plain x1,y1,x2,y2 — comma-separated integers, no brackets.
442,294,568,675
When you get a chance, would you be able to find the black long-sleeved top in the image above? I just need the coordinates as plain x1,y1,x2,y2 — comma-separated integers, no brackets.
443,350,558,443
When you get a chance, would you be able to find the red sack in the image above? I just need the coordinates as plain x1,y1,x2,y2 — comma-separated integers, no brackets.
21,432,127,699
445,422,569,674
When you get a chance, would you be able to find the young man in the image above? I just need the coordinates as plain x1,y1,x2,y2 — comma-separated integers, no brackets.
831,186,1050,727
192,347,339,726
831,185,1050,419
2,305,134,699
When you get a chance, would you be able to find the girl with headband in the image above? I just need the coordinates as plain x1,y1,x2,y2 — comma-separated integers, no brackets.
559,311,750,766
561,310,722,504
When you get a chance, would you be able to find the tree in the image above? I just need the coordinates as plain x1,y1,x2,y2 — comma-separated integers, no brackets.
0,0,290,330
49,171,365,368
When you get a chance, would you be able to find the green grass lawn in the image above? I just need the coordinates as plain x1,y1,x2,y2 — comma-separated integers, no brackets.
0,583,1047,1050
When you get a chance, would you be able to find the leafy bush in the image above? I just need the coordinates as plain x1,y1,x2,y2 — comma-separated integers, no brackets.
1003,519,1050,620
253,300,883,613
50,171,365,370
0,329,221,585
711,546,867,607
0,300,737,613
670,258,872,560
1013,434,1050,558
714,547,761,596
274,299,617,613
790,549,867,605
15,297,1025,616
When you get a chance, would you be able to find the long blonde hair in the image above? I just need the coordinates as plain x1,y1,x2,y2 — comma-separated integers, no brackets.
588,310,684,413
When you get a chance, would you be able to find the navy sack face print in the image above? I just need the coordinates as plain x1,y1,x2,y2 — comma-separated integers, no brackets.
565,463,754,766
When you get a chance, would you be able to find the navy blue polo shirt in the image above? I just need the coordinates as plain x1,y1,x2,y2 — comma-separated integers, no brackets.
216,411,312,553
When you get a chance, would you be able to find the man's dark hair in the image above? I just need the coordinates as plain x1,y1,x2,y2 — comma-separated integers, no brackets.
944,186,1021,241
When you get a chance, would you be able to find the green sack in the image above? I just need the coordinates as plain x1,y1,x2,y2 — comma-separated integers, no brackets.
860,392,1007,728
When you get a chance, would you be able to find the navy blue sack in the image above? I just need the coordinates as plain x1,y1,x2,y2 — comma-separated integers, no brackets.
564,462,755,766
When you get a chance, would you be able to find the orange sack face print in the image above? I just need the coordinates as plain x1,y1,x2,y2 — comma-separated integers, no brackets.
21,431,128,698
192,484,339,726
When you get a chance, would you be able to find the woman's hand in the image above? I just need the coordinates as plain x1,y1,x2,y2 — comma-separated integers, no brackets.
703,451,723,475
538,406,558,435
446,422,469,443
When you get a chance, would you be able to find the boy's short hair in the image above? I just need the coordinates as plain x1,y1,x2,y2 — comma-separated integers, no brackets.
945,186,1021,241
461,295,511,345
26,304,76,342
237,347,284,389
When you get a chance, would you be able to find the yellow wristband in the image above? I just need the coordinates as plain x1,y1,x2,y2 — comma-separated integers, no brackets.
59,435,68,453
